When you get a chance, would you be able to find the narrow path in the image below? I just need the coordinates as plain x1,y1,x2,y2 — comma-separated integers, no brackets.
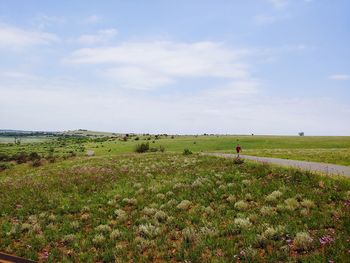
204,153,350,177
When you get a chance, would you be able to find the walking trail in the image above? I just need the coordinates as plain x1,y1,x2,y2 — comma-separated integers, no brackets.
204,153,350,178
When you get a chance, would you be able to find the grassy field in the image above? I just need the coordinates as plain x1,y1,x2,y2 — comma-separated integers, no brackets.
82,135,350,165
1,135,350,166
1,153,349,262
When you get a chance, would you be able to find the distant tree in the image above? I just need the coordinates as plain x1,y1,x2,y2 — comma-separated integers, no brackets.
298,132,305,136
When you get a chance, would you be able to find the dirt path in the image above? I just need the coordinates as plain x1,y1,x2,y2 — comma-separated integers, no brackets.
204,153,350,177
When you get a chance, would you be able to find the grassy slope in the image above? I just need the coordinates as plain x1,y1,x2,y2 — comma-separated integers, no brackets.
0,153,349,262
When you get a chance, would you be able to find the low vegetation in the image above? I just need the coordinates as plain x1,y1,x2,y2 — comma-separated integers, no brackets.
1,153,349,262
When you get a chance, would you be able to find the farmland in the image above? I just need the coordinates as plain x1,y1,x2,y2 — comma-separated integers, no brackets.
0,133,350,262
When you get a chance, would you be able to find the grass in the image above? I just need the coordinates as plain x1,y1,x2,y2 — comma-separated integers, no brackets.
1,153,350,262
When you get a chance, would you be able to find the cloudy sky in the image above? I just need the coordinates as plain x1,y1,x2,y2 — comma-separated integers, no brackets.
0,0,349,135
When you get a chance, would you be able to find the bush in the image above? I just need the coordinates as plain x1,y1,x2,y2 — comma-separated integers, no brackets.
135,142,149,153
13,152,28,164
29,152,40,161
233,157,244,164
0,162,11,171
183,149,192,155
0,153,9,162
32,159,42,167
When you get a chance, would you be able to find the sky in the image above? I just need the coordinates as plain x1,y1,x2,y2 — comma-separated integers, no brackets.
0,0,349,135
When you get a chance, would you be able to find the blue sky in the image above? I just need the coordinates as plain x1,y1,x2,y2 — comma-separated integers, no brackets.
0,0,349,135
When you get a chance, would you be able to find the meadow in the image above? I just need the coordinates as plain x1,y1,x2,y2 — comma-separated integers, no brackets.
0,134,350,262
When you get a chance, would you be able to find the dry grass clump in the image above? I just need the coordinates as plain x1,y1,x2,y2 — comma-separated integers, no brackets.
114,209,127,222
156,193,165,200
154,210,167,223
142,207,157,216
200,226,218,237
300,199,315,209
182,227,198,243
226,195,236,204
92,234,106,246
204,206,215,215
62,234,76,244
137,223,161,239
293,232,313,251
234,200,250,211
110,229,121,240
70,221,80,230
234,217,252,229
122,197,137,206
284,198,300,211
95,224,112,233
265,190,283,202
81,213,90,221
177,200,192,210
260,206,277,216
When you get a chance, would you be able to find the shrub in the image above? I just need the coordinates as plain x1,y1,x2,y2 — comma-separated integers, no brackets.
233,157,244,164
0,153,8,161
183,148,192,155
0,162,10,171
32,159,42,167
29,152,40,161
135,142,149,153
13,152,28,164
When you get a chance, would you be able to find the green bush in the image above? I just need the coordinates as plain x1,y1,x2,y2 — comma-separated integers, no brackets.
183,149,192,155
135,142,150,153
29,152,40,161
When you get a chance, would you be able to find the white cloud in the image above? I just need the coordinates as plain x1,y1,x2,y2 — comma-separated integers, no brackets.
65,41,252,90
85,15,101,24
266,0,289,8
0,24,59,49
329,74,350,80
254,15,277,25
78,28,118,45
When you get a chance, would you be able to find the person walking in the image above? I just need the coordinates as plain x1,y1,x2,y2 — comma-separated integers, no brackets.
236,144,242,157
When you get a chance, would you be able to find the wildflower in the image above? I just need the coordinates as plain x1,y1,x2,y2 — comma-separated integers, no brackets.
319,235,334,246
